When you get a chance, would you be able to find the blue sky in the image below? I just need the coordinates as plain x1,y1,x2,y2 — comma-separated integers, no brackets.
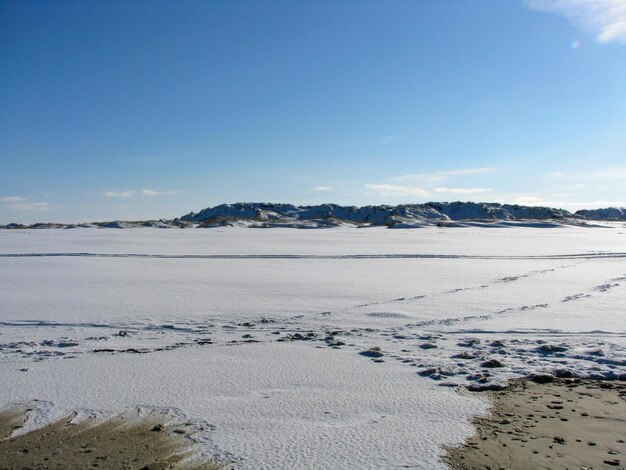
1,0,625,223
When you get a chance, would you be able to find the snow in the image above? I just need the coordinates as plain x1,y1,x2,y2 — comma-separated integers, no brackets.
1,225,625,468
2,343,484,469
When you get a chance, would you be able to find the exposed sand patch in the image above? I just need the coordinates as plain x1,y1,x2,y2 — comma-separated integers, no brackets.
0,406,225,470
446,378,626,469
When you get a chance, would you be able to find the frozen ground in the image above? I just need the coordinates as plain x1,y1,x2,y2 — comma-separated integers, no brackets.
1,225,625,468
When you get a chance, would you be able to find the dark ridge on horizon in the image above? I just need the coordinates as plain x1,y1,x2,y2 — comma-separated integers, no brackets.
2,202,625,229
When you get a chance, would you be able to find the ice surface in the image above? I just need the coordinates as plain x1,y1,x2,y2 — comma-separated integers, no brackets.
1,226,625,468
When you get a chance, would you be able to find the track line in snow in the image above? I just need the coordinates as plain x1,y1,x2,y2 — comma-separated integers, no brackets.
560,274,626,302
330,263,579,313
2,252,626,260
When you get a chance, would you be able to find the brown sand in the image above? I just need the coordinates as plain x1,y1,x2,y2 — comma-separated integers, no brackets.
446,378,626,470
0,407,225,470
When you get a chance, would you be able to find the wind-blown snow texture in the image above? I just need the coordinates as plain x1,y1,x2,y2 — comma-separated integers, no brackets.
1,225,625,468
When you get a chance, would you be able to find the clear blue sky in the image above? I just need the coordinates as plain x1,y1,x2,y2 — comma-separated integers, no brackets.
1,0,625,223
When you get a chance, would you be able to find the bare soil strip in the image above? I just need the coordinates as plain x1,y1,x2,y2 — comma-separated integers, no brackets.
446,378,626,470
0,407,225,470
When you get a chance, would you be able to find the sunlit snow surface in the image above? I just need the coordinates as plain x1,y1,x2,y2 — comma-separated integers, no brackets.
1,225,625,468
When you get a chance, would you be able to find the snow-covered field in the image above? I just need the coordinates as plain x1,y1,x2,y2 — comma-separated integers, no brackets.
1,225,625,468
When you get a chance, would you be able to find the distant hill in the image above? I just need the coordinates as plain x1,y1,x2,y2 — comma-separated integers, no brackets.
179,202,626,227
2,202,625,229
574,207,626,220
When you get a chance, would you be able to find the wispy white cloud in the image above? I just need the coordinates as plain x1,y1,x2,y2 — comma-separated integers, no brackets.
394,167,497,183
367,167,496,199
525,0,626,44
544,166,626,182
141,189,186,196
104,190,135,198
584,167,626,180
514,196,545,204
0,196,27,203
6,201,51,211
1,196,51,211
572,200,626,208
365,184,431,197
104,189,185,198
313,186,334,192
513,196,626,209
434,187,492,194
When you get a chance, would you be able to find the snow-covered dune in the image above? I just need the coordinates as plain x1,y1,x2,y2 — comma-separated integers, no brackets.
180,201,576,227
3,202,626,230
576,207,626,220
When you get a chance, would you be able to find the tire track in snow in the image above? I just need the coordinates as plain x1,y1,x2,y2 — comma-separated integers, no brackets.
2,252,626,260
